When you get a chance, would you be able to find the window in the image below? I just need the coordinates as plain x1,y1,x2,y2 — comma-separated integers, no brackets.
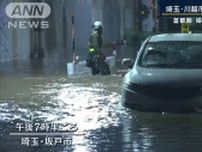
140,41,202,68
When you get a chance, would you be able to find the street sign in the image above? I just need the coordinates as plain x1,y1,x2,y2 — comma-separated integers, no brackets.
181,23,189,33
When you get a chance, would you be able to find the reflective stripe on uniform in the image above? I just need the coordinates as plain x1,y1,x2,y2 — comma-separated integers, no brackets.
89,48,96,52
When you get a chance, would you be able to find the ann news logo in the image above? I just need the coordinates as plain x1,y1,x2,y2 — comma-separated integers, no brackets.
6,2,51,29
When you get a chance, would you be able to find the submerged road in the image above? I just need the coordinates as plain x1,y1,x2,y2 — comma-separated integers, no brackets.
1,60,202,152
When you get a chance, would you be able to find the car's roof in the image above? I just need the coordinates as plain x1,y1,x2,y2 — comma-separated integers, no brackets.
149,33,202,42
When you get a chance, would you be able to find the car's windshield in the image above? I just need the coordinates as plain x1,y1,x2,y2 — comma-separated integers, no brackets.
140,41,202,68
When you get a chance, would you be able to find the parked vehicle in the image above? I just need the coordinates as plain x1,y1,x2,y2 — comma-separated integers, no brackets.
122,33,202,112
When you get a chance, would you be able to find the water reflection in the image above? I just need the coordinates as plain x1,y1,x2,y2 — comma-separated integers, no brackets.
0,75,124,151
1,70,202,151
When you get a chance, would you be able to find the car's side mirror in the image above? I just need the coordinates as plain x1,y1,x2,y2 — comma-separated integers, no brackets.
121,58,134,69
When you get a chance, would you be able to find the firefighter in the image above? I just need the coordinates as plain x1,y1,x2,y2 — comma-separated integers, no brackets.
87,21,110,75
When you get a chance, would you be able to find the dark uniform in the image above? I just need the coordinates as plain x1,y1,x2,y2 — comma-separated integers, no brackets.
87,30,110,75
88,31,102,53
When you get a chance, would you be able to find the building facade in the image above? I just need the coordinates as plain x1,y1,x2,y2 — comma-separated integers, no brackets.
0,0,143,62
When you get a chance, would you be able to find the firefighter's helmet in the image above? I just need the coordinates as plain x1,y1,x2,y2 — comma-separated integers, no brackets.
93,21,103,33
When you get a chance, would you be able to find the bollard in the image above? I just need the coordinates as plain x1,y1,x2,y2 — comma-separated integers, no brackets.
67,63,75,76
113,50,117,57
106,56,116,71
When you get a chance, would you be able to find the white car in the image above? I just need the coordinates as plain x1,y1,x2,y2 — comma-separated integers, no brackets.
122,33,202,112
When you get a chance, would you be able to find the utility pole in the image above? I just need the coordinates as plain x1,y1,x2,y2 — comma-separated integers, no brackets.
71,14,76,63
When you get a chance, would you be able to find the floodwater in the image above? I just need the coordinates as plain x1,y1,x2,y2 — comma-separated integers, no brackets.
1,60,202,152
